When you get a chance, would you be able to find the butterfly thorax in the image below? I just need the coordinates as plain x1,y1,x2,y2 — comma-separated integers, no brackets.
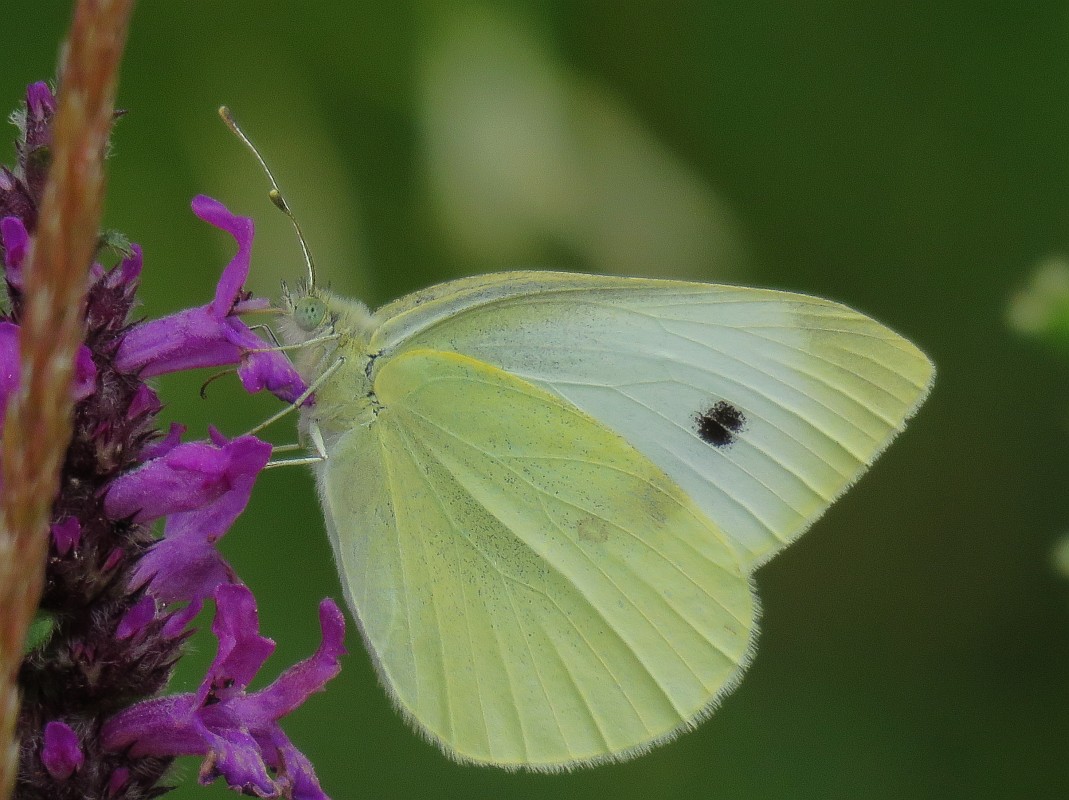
279,287,381,439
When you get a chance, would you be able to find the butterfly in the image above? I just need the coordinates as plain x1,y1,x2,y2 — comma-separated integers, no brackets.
274,271,933,771
219,106,933,771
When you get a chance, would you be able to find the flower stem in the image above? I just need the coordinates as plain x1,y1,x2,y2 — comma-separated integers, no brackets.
0,2,135,798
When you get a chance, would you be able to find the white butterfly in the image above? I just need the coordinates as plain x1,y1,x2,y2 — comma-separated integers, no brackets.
220,105,932,771
277,271,933,771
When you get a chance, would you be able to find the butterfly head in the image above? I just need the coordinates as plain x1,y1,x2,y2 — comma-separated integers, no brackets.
293,294,327,332
278,281,330,347
279,281,375,348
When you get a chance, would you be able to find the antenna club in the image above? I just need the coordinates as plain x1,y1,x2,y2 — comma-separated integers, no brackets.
218,105,238,132
268,189,290,212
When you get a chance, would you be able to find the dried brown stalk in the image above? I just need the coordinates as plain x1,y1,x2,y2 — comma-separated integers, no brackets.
0,1,136,798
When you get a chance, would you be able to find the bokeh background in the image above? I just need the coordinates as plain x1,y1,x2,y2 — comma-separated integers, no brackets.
4,3,1069,798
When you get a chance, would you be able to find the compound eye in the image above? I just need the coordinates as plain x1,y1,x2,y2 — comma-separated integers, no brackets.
294,296,327,332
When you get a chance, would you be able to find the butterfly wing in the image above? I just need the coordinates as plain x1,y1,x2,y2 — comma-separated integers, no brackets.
316,348,755,769
370,273,934,568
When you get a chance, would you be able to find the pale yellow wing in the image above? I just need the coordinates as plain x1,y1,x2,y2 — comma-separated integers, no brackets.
367,272,934,568
315,348,755,770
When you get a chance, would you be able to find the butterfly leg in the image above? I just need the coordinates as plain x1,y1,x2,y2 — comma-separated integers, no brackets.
245,356,346,437
247,323,282,347
263,420,327,469
245,332,339,354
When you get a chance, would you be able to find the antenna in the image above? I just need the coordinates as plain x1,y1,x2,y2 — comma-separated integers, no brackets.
218,105,317,288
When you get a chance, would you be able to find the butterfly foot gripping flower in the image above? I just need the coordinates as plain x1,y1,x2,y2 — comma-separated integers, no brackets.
3,81,343,799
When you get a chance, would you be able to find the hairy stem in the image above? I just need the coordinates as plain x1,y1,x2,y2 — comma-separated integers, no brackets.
0,1,136,797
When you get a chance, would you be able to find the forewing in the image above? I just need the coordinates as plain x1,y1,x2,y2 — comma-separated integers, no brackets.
372,273,934,567
317,348,754,769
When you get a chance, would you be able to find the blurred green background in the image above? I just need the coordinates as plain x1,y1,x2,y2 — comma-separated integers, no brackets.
4,2,1069,798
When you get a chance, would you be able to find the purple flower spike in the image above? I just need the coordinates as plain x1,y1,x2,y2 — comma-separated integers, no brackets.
114,195,306,403
103,584,345,800
9,81,343,798
0,84,55,230
41,721,85,780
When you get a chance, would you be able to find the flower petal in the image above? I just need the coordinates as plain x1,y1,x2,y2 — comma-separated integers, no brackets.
129,524,236,604
113,196,304,402
105,434,271,523
114,305,243,378
127,383,162,422
50,518,82,556
102,694,203,757
106,433,270,603
189,195,255,317
140,421,184,461
1,215,28,288
262,728,331,800
234,599,346,723
196,722,277,797
106,767,130,797
227,322,308,403
161,599,203,639
202,583,275,702
115,595,157,640
26,81,56,125
19,83,56,196
41,721,84,780
73,344,97,402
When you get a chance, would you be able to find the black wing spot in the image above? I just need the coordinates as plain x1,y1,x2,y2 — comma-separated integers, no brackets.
694,400,746,448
